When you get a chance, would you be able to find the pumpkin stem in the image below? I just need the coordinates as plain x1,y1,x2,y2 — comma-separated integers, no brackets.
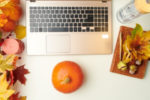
61,76,71,84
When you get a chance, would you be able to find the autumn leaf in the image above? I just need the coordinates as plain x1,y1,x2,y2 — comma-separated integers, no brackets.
19,96,26,100
9,93,20,100
0,14,8,28
0,54,17,72
0,0,10,7
13,65,29,85
122,25,150,63
131,24,143,38
14,25,26,40
9,92,26,100
0,72,15,100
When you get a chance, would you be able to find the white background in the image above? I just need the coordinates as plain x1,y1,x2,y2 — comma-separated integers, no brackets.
18,0,150,100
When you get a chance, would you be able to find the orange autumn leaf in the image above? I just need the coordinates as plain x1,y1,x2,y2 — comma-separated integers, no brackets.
2,20,16,32
0,14,8,27
0,1,22,22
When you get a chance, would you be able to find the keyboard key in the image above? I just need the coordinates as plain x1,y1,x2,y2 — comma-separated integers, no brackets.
49,15,52,18
59,19,62,22
86,10,93,14
30,28,34,32
72,19,75,22
74,27,77,32
75,15,78,18
57,23,60,27
33,10,37,14
66,15,69,18
54,19,58,22
61,23,64,27
67,19,71,22
43,28,47,32
63,19,66,22
82,23,93,26
39,28,42,32
68,10,72,13
81,10,84,13
95,27,101,32
48,28,68,32
30,14,35,18
35,28,38,32
78,27,81,32
48,23,51,27
70,27,73,32
65,23,68,27
76,19,79,22
71,15,74,18
40,14,43,18
74,23,77,27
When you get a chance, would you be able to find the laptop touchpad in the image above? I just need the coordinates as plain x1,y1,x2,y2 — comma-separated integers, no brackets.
46,35,70,53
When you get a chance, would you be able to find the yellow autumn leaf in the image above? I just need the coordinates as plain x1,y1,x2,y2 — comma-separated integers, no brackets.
0,73,15,100
20,96,27,100
0,0,10,7
14,25,26,40
0,54,16,72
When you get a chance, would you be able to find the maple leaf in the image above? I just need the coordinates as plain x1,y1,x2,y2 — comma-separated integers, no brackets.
0,54,16,72
9,93,20,100
13,65,29,85
0,72,14,100
9,92,27,100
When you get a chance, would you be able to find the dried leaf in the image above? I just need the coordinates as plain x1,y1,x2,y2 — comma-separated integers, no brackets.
13,65,29,85
9,93,26,100
9,93,20,100
131,24,143,38
0,0,10,7
14,25,26,40
0,54,16,72
19,96,26,100
0,73,15,100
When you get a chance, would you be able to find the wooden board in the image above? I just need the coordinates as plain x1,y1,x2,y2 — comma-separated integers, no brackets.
110,26,148,79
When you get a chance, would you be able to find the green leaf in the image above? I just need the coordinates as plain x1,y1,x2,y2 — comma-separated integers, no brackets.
131,24,143,38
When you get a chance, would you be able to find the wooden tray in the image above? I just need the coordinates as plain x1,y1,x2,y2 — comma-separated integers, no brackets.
110,26,148,79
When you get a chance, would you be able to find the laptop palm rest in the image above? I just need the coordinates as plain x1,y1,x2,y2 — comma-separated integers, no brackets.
46,35,70,53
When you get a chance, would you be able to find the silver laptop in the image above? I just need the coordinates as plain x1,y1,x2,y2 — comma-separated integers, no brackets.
26,0,112,55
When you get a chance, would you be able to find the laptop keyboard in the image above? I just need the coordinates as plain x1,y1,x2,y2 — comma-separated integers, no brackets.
29,7,109,32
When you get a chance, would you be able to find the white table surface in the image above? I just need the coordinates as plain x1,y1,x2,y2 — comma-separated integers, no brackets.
18,0,150,100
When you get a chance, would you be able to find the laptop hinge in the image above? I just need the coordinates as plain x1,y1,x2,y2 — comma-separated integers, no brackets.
30,0,36,2
102,0,107,3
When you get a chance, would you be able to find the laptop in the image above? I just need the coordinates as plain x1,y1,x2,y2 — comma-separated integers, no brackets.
26,0,112,55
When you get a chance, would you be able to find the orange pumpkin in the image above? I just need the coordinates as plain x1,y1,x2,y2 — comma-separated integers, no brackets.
52,61,84,93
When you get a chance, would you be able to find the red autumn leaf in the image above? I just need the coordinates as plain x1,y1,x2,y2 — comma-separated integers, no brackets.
13,65,29,85
9,92,20,100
